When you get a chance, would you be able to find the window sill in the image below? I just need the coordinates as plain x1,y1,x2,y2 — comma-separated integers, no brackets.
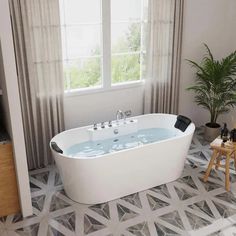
64,80,145,97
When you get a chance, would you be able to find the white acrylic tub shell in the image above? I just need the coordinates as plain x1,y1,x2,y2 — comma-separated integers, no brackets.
50,113,195,204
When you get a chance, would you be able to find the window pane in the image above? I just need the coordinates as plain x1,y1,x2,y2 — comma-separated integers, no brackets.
111,0,141,22
66,26,101,59
111,0,146,84
64,0,101,24
111,23,141,53
64,59,102,90
112,54,140,84
60,0,102,90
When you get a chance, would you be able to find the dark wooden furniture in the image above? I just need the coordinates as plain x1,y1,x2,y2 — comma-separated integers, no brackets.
0,132,20,217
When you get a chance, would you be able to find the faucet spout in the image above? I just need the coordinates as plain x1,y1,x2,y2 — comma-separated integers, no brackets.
116,110,125,123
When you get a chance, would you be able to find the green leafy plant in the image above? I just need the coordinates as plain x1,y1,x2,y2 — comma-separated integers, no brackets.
187,44,236,127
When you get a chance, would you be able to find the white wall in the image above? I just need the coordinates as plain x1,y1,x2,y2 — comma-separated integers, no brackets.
179,0,236,128
64,85,144,129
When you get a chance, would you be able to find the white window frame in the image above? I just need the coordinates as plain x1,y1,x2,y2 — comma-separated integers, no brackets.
64,0,146,97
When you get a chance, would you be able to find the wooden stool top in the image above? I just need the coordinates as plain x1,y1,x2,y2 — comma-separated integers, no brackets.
210,138,236,155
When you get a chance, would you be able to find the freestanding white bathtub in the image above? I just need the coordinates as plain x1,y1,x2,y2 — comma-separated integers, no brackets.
50,113,195,204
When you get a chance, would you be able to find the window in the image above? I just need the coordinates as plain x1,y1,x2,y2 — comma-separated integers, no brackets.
59,0,148,92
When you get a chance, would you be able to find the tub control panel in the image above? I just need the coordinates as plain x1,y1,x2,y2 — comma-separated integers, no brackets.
87,119,138,141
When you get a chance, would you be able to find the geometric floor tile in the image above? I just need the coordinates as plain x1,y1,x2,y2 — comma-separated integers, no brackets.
54,212,75,232
48,226,65,236
12,213,24,223
174,186,197,200
185,159,198,169
30,182,41,193
89,203,110,219
230,172,236,183
207,231,223,236
177,175,198,189
84,214,106,235
199,169,223,182
3,128,236,236
54,172,63,186
127,221,150,236
31,195,46,211
185,211,211,230
215,192,236,205
192,151,208,161
50,194,71,212
117,203,138,222
199,178,222,192
159,211,184,230
121,192,142,208
212,200,236,218
188,200,214,218
146,194,169,211
15,223,39,236
150,184,171,198
186,158,205,169
31,171,49,185
154,222,180,235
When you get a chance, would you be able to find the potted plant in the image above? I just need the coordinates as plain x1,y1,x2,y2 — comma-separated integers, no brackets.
187,44,236,141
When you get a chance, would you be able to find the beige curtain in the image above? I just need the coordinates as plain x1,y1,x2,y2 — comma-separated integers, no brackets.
143,0,184,114
9,0,65,170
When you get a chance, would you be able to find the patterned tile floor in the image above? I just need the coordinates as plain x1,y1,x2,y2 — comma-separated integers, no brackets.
2,128,236,235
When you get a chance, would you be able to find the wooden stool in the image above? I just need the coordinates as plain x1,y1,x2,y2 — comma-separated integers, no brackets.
203,138,236,191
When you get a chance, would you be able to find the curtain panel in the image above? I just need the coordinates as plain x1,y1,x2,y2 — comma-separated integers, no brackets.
9,0,65,170
143,0,184,114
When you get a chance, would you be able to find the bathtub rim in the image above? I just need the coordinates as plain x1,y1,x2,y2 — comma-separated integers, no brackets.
50,113,195,160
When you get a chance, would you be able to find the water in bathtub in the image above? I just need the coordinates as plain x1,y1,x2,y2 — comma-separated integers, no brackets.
64,128,176,158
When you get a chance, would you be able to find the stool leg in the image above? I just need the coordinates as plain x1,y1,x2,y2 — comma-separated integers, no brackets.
225,154,231,191
203,149,218,182
215,152,221,170
234,152,236,170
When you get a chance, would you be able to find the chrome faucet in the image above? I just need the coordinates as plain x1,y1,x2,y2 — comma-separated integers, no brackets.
116,110,125,123
93,123,98,130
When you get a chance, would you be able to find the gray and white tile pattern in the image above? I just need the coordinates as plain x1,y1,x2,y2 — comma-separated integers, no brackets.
1,128,236,235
